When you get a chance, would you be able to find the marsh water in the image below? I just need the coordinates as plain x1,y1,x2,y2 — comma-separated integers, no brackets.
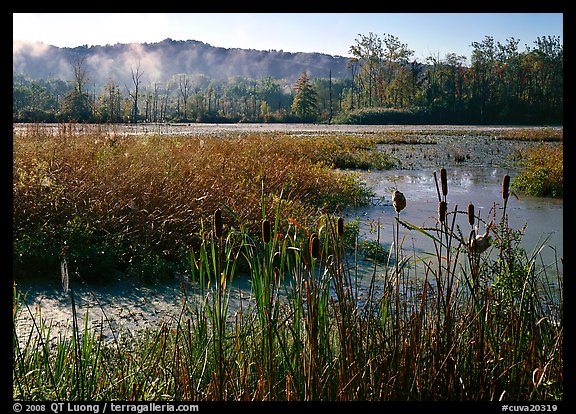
350,166,563,267
13,124,563,343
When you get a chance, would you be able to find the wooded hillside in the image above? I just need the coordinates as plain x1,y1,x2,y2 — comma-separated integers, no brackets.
13,38,350,86
13,34,563,125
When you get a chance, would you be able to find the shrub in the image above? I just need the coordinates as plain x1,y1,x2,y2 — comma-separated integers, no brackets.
512,144,563,197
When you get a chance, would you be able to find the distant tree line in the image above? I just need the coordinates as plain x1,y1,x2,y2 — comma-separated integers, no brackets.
13,34,562,125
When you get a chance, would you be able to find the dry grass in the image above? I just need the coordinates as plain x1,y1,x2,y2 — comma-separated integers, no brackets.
495,127,563,141
13,130,378,278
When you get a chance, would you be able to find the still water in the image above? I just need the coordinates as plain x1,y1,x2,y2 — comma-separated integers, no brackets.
14,165,562,344
349,166,563,266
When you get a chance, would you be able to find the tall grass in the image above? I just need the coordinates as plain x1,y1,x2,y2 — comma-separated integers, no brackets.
13,167,562,401
13,130,380,281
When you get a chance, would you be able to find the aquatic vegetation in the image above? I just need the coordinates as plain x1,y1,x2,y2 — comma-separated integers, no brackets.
512,144,563,197
13,168,563,401
13,130,380,281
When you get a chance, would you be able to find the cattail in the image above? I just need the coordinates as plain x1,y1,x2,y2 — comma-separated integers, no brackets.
337,217,345,239
502,174,510,200
262,219,271,243
440,167,448,197
213,208,223,238
392,190,406,213
309,232,320,260
438,201,447,223
468,203,475,227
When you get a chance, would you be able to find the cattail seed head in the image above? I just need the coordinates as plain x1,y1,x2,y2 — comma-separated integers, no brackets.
309,232,320,260
262,219,271,243
337,217,345,239
440,168,448,197
468,203,475,227
502,174,510,200
438,201,447,223
393,190,406,213
213,208,223,238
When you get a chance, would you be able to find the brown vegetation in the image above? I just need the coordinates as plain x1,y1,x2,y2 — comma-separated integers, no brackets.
13,130,380,278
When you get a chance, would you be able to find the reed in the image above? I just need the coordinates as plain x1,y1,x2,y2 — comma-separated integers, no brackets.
13,165,562,401
440,167,448,198
261,219,271,244
13,131,378,282
438,200,447,224
309,232,320,260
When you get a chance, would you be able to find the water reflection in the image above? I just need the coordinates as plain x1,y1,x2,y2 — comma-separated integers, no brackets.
346,166,563,267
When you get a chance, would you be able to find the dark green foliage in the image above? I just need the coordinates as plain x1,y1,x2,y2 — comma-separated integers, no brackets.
59,91,93,122
291,72,319,121
360,239,389,262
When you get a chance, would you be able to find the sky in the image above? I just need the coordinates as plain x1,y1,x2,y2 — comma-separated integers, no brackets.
13,13,563,63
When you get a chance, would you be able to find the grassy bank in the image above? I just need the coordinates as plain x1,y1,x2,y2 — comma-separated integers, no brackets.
13,168,563,400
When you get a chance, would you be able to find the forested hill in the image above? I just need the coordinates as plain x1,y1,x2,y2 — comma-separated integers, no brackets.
13,34,563,125
13,38,351,86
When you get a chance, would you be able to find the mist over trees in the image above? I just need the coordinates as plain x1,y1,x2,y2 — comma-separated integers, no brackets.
13,34,562,125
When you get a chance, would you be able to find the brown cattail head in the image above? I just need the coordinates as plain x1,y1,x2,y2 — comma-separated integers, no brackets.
393,190,406,213
468,203,475,227
337,217,345,239
440,168,448,197
502,174,510,200
213,208,223,238
309,232,320,259
438,201,447,223
262,219,271,243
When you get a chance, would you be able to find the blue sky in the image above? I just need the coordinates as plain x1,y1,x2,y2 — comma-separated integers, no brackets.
13,13,563,63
